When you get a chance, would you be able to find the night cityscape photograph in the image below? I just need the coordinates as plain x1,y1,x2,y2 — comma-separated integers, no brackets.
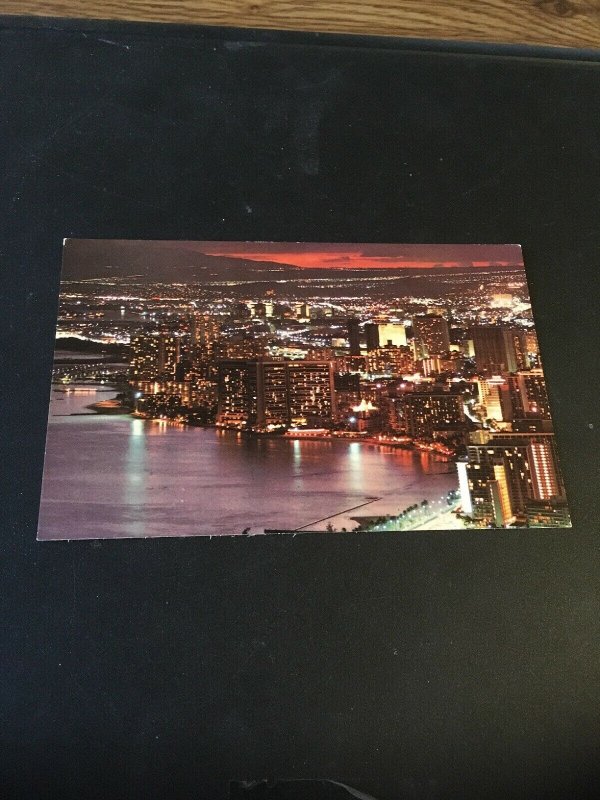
37,240,572,539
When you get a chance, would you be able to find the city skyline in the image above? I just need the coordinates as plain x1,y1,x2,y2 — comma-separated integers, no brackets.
38,240,571,540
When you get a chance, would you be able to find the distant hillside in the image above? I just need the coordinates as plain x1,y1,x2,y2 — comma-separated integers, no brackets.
61,240,300,282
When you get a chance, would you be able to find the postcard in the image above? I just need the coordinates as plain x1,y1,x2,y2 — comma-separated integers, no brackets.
37,240,571,539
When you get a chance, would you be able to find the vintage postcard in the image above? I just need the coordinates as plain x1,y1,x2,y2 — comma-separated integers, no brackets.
37,241,571,539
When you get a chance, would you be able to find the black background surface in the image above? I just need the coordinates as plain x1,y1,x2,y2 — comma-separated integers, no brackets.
0,17,599,800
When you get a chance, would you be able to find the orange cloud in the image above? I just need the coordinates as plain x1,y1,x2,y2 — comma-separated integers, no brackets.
203,248,517,270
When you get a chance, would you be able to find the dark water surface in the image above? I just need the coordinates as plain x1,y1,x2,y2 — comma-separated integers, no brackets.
38,387,459,539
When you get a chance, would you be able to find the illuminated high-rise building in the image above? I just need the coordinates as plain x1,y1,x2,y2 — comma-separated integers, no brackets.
130,333,179,382
419,356,458,377
492,463,513,524
461,432,569,526
130,334,160,381
525,329,539,357
402,391,464,439
190,313,221,379
190,380,218,408
216,360,336,430
190,313,220,355
473,376,508,422
216,360,259,429
158,335,179,377
505,369,551,420
135,379,195,407
412,314,450,358
367,345,414,377
287,361,337,426
258,362,289,428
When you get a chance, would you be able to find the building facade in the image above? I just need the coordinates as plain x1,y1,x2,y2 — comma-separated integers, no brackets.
470,325,529,376
216,359,336,430
461,432,569,527
401,391,465,439
412,315,450,358
130,333,180,382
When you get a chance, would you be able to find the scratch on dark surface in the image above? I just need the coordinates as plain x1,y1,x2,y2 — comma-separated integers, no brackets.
223,41,265,51
81,32,131,51
97,37,131,50
229,778,381,799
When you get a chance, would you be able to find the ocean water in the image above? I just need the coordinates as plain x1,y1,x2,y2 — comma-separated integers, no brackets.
38,387,459,539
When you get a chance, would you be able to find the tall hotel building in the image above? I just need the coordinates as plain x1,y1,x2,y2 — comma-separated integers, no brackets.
473,376,508,422
216,360,259,428
412,314,450,358
458,431,569,527
130,333,180,381
505,369,551,419
287,362,337,425
189,313,221,380
367,345,414,377
401,391,465,439
190,312,220,356
217,360,336,430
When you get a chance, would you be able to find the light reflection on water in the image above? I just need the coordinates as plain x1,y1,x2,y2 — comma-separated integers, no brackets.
125,418,147,537
38,387,459,539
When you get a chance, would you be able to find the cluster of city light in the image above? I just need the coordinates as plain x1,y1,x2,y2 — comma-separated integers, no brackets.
53,262,570,530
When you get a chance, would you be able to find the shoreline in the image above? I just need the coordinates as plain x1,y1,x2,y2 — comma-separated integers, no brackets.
54,380,457,464
54,383,454,461
80,408,456,463
45,384,462,536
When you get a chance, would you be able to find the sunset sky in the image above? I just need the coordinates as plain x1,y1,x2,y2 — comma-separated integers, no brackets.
200,242,523,269
62,240,524,279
